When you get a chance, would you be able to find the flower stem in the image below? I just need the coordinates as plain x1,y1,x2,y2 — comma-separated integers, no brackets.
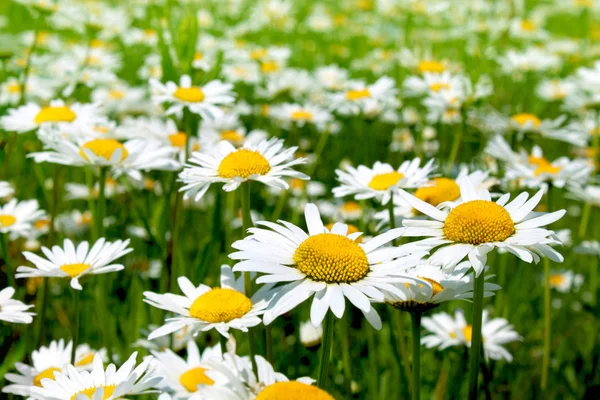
70,289,81,364
541,257,551,391
578,202,591,239
317,311,334,389
0,232,12,287
411,312,422,400
34,278,48,347
445,128,464,175
219,334,228,355
93,167,107,241
467,271,485,399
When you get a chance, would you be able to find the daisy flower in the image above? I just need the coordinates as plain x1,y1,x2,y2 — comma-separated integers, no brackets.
329,76,398,116
3,339,71,399
152,340,226,397
32,352,163,400
179,138,308,202
143,265,275,339
29,133,181,183
422,309,522,362
150,74,235,119
300,320,323,350
0,198,46,240
398,177,566,276
16,238,133,290
73,344,109,371
567,183,600,207
0,180,14,198
270,103,333,130
0,286,35,324
231,203,427,329
0,99,106,135
546,269,584,293
382,261,500,313
333,158,436,205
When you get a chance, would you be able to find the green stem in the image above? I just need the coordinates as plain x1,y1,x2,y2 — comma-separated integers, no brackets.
340,315,353,394
219,335,228,355
306,131,329,179
394,311,413,395
93,167,107,241
265,325,273,363
70,289,81,364
34,278,48,347
446,129,464,175
578,202,591,239
48,166,60,245
317,311,334,389
19,23,40,105
1,232,12,287
411,312,422,400
467,271,485,399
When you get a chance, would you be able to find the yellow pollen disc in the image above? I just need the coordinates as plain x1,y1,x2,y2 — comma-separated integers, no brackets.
419,277,444,296
324,223,362,243
417,60,445,74
174,86,205,103
60,263,90,277
528,155,561,176
218,149,271,179
34,367,61,387
34,219,50,230
7,83,21,94
345,89,370,101
368,172,405,191
291,110,313,121
108,89,125,99
168,132,187,148
250,48,267,60
549,274,565,286
180,367,214,392
415,178,460,207
521,20,536,31
0,215,17,227
462,325,473,342
194,52,204,61
220,130,244,142
75,352,95,367
79,139,129,162
294,233,369,283
430,82,450,92
260,61,279,73
189,288,252,323
511,113,541,129
342,201,361,212
34,106,76,124
256,381,335,400
71,385,116,400
443,200,515,245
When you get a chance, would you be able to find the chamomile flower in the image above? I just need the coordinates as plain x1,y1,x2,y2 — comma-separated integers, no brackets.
143,265,275,339
0,198,46,239
403,72,463,98
16,238,133,290
329,76,398,116
32,352,163,400
179,138,308,202
0,286,35,324
150,75,235,119
0,180,15,198
0,99,106,135
231,203,427,329
546,269,584,293
74,344,109,371
152,340,225,397
398,177,566,276
333,158,436,205
383,261,500,313
3,339,71,399
422,309,522,362
270,103,333,130
567,183,600,207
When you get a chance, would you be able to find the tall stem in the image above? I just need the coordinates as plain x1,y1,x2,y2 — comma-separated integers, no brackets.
445,127,464,175
70,289,81,364
578,202,591,239
19,22,40,105
411,312,422,400
34,278,48,347
467,271,485,399
317,311,334,389
93,167,107,241
1,232,12,287
340,315,353,394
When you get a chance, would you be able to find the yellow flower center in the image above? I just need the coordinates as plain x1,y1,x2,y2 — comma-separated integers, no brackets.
71,385,116,400
7,83,21,94
462,325,472,342
521,20,536,32
549,274,565,286
79,139,129,162
75,352,95,367
194,52,204,61
511,113,541,129
420,277,444,296
189,288,252,323
294,233,369,283
342,201,361,213
443,200,515,245
250,48,268,60
418,60,445,74
217,149,271,179
528,155,561,176
34,106,76,124
324,223,362,243
60,263,90,277
430,82,450,92
168,132,188,148
108,89,125,99
260,61,279,73
34,367,61,387
174,86,205,103
368,172,404,191
34,219,50,230
220,130,244,143
256,381,335,400
180,367,214,392
415,178,460,207
345,89,370,101
0,215,16,227
291,110,313,121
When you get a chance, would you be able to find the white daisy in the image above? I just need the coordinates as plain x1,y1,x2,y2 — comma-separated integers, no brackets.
73,344,109,371
150,74,235,119
546,269,584,293
143,265,274,339
269,103,333,130
567,183,600,207
231,203,428,329
0,198,46,240
398,177,566,276
0,286,35,324
299,320,323,349
0,180,14,198
16,238,133,290
32,352,163,400
179,138,308,202
333,158,436,205
0,99,107,135
422,309,522,362
329,76,398,117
